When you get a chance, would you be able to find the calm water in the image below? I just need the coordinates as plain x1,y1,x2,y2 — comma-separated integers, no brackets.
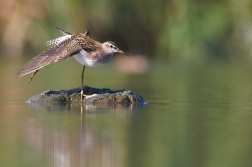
1,58,252,167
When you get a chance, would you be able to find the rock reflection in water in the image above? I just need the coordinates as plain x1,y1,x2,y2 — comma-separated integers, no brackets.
28,102,144,113
25,103,141,167
27,117,113,167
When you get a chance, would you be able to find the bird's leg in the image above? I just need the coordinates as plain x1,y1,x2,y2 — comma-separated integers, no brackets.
80,65,85,100
28,70,39,83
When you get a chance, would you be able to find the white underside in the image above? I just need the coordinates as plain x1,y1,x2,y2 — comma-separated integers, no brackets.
73,50,110,67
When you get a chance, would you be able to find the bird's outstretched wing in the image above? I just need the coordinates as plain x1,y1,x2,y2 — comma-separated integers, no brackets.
16,35,83,79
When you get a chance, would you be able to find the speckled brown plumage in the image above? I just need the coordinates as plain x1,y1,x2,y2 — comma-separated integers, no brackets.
16,28,128,99
16,32,102,79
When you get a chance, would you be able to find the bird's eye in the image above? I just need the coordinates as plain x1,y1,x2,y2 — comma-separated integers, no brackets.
110,45,113,48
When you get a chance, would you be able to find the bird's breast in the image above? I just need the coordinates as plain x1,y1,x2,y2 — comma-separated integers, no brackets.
73,50,112,67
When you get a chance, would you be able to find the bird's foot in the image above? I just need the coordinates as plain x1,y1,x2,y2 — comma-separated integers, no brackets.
80,90,86,100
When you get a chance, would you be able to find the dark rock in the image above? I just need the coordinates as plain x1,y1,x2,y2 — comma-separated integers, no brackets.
26,86,146,104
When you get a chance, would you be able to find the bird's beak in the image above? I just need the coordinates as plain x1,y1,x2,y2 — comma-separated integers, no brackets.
117,49,129,56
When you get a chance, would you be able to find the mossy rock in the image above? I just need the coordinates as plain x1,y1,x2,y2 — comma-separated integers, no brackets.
26,86,146,104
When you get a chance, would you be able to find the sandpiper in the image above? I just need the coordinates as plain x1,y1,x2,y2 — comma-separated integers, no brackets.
16,27,128,99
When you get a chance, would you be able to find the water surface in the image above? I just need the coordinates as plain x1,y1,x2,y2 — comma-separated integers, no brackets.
1,59,252,167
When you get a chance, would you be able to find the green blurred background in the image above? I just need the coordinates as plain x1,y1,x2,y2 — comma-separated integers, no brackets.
2,1,252,167
1,0,252,62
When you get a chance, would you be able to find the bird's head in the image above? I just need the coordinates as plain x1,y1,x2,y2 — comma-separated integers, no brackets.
102,41,128,56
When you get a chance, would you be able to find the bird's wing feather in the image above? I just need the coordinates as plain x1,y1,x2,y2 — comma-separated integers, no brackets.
46,27,72,46
56,27,72,35
46,35,72,46
16,35,83,78
74,33,100,52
